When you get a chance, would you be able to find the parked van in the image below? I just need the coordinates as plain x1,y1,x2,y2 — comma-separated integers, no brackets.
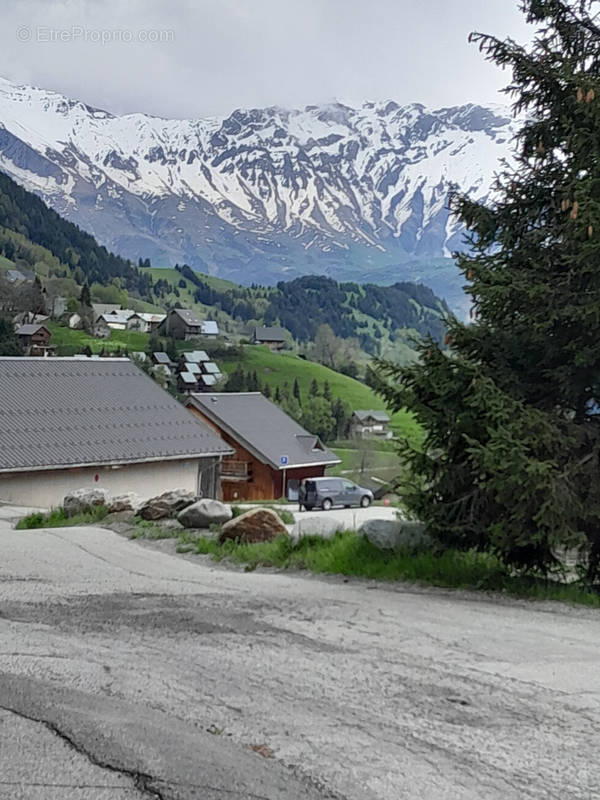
301,477,373,511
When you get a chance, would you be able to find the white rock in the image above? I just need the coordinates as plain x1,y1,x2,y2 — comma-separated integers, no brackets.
289,515,349,544
63,488,109,517
177,499,232,529
107,493,141,514
358,519,432,553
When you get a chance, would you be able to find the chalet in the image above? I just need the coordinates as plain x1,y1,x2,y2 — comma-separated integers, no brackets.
7,269,35,284
177,370,199,393
13,312,50,328
252,326,287,351
15,323,53,356
101,310,135,330
186,392,341,502
350,410,392,439
183,350,209,364
152,352,175,367
127,313,166,333
0,357,232,508
159,309,201,340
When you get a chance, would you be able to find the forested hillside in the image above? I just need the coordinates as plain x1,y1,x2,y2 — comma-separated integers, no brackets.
0,171,153,298
174,266,447,357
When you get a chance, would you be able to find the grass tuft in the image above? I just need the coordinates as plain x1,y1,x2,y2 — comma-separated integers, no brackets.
16,505,109,529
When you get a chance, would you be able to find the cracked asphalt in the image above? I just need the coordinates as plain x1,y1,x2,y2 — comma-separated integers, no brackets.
1,506,600,799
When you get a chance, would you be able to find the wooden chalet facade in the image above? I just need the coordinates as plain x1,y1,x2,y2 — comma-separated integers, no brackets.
186,392,341,502
15,323,53,356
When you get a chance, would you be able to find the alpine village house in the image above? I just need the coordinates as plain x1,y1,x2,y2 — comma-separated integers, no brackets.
186,392,341,501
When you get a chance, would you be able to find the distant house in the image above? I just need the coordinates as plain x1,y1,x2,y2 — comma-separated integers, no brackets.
6,268,35,284
92,303,122,319
13,312,49,328
186,392,341,502
252,326,287,351
15,323,53,356
0,357,233,507
350,410,392,439
177,370,199,394
101,310,135,330
183,350,209,364
127,313,166,333
159,309,203,340
158,309,219,340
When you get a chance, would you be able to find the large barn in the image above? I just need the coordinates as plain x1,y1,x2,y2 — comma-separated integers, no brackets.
0,357,233,508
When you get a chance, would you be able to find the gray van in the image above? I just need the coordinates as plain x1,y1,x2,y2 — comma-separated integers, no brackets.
301,477,373,511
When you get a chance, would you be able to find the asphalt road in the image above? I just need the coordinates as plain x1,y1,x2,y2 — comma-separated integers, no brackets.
1,506,600,799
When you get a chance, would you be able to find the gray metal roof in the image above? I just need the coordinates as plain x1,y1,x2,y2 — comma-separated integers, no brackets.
0,357,232,473
253,326,287,342
201,321,219,335
187,392,341,470
16,323,49,336
172,308,203,326
353,409,390,423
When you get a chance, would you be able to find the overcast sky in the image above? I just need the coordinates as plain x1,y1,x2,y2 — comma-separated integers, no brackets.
1,0,533,119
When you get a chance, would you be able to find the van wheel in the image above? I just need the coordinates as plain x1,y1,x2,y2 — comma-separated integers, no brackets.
322,498,333,511
360,496,371,508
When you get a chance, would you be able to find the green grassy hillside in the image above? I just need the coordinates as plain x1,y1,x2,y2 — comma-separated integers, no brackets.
220,345,421,446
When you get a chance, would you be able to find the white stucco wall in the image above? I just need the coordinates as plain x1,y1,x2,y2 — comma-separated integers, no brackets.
0,459,203,509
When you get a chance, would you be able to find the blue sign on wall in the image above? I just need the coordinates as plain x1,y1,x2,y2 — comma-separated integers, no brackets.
280,455,288,466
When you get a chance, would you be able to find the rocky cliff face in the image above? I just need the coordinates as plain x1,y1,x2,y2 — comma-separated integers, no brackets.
0,77,515,312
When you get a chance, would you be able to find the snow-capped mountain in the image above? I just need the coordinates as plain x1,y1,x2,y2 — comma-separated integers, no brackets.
0,76,515,311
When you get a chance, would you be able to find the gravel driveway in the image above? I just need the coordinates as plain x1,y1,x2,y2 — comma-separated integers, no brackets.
0,508,599,799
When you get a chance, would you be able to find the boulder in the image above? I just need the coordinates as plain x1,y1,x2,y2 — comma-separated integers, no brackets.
178,499,232,529
289,515,348,544
219,507,287,544
107,493,141,514
63,488,109,517
138,489,196,521
359,519,433,553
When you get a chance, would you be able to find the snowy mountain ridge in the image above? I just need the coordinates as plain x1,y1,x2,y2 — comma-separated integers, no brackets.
0,76,516,310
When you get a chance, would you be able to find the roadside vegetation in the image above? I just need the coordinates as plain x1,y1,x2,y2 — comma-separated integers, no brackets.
175,531,600,607
16,505,109,529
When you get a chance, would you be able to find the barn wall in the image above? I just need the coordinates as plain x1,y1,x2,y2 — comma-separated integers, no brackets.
0,459,204,509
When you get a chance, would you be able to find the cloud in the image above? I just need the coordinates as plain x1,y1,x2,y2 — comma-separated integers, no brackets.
0,0,532,118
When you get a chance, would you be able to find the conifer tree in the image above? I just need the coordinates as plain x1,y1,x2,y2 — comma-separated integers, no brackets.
377,0,600,581
293,377,301,404
309,378,319,398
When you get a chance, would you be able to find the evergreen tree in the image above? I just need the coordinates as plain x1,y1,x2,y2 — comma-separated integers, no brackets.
225,366,246,392
0,318,22,356
322,380,332,401
301,397,336,442
293,377,301,404
263,382,272,398
165,338,178,362
274,385,282,403
377,0,600,581
332,397,350,439
309,378,319,398
79,283,91,308
281,381,291,400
